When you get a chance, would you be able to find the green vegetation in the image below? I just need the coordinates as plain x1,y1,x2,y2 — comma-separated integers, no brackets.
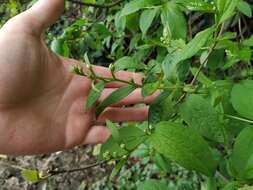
2,0,253,189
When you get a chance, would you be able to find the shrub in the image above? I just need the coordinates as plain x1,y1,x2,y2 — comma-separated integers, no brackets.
3,0,253,189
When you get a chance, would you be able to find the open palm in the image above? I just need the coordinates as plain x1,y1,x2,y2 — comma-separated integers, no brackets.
0,0,155,155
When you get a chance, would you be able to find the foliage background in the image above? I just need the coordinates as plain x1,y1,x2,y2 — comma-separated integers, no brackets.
1,0,253,189
0,0,201,189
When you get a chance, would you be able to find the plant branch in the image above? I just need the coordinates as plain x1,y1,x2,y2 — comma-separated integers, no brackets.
67,0,125,8
190,24,225,85
175,24,225,105
238,18,244,41
224,114,253,124
190,43,216,85
216,171,229,183
96,75,142,88
48,161,105,177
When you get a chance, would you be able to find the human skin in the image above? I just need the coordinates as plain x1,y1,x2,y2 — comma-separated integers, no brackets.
0,0,157,156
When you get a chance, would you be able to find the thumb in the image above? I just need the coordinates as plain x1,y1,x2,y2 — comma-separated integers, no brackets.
24,0,65,33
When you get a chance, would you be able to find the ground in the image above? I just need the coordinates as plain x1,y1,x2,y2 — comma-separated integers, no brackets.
0,146,112,190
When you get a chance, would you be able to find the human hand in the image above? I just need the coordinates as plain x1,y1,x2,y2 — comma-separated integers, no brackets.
0,0,156,155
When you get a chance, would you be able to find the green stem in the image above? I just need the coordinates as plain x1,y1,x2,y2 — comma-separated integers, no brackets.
95,75,141,88
190,24,225,85
224,114,253,124
216,171,229,183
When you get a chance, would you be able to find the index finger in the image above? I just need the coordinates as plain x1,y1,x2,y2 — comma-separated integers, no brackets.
88,65,143,88
66,58,143,88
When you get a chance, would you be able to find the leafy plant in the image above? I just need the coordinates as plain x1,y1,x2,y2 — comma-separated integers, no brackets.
4,0,253,189
66,0,253,188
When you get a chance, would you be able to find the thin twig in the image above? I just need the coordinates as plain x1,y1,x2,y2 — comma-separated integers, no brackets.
190,23,225,85
224,114,253,124
48,161,105,176
67,0,125,8
175,24,225,105
238,18,244,41
216,171,229,183
96,75,142,88
190,43,216,85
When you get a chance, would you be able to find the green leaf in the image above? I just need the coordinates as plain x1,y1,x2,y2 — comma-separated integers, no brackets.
231,80,253,120
237,0,252,18
175,0,216,12
222,182,240,190
230,127,253,180
99,137,128,160
120,0,159,17
120,126,147,150
140,8,158,37
161,2,187,40
51,38,70,57
142,81,160,97
153,153,172,173
163,27,214,80
21,169,40,183
115,12,126,33
172,27,214,65
243,35,253,47
99,126,147,160
91,23,111,39
114,56,146,72
86,81,105,110
222,44,252,69
148,91,175,125
239,186,253,190
137,179,168,190
190,67,213,86
149,122,217,176
96,85,136,117
106,120,120,143
110,159,127,179
179,94,225,143
204,49,225,70
217,0,240,24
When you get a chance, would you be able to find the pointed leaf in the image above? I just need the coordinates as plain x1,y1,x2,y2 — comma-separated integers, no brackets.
175,0,216,12
230,127,253,180
106,120,120,143
172,27,214,65
179,94,225,143
140,8,158,37
51,38,70,57
218,0,240,24
96,85,136,117
114,56,146,72
237,1,252,18
110,159,127,179
86,81,105,110
231,80,253,120
148,91,174,125
161,2,187,40
149,122,217,176
99,126,147,160
120,0,160,17
21,169,40,183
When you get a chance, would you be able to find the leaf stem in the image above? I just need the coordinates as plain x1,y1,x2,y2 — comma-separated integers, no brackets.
95,75,142,88
190,24,225,85
215,171,229,183
190,43,216,85
224,114,253,124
